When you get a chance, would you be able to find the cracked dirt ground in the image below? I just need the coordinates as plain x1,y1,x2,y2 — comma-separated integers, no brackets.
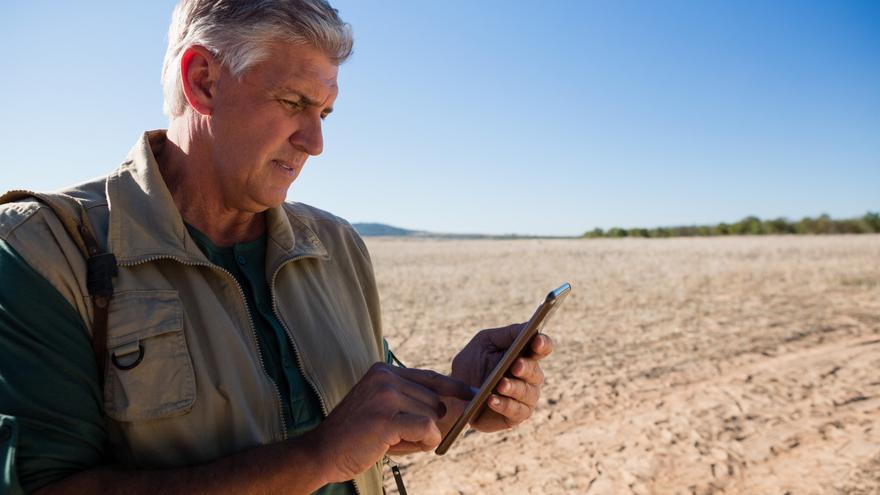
367,235,880,495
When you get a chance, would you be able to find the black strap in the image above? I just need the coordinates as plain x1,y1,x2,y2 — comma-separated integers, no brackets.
391,464,408,495
0,190,116,384
80,230,117,384
383,457,408,495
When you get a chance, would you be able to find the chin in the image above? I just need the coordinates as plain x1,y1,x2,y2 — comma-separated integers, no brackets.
241,192,286,213
263,190,291,209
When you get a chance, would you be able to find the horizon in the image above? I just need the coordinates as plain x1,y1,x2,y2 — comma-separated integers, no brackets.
1,1,878,236
355,209,880,238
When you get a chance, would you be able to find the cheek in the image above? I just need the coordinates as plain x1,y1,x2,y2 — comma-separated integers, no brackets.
209,138,248,175
210,127,267,169
210,107,294,176
242,118,294,160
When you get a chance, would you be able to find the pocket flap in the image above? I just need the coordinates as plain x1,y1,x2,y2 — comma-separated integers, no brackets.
106,290,182,349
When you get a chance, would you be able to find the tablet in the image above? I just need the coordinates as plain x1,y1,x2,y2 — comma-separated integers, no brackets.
435,282,571,455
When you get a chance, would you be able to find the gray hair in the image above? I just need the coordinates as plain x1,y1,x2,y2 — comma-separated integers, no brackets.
161,0,353,117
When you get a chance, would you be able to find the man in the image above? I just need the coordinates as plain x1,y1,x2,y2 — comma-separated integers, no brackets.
0,1,553,494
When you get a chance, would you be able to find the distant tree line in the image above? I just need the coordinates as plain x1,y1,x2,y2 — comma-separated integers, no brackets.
582,212,880,238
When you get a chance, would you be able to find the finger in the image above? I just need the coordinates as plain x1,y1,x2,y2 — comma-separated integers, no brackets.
395,392,444,422
391,412,442,450
368,364,448,417
495,377,540,407
388,440,432,456
394,367,475,401
529,333,554,359
389,374,449,417
487,394,532,426
510,357,544,385
480,323,527,350
436,396,468,433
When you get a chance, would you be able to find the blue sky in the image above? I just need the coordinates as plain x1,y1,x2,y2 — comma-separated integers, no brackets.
1,1,877,236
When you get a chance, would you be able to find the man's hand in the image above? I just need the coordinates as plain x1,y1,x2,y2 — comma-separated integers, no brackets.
34,363,474,495
449,324,554,433
311,363,474,484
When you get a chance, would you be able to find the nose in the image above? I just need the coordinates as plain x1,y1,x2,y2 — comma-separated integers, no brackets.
290,113,324,156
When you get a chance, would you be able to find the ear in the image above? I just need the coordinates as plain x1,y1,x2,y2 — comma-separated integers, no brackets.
180,45,220,116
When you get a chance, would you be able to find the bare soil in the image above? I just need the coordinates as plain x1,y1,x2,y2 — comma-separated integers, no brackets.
366,235,880,495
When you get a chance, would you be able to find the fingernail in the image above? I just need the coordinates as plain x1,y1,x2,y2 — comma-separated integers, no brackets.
490,397,501,407
437,402,447,418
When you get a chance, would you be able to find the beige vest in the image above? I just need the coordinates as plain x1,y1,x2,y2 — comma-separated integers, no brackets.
0,131,385,494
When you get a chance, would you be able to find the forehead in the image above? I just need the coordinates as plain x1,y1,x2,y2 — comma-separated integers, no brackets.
246,41,339,99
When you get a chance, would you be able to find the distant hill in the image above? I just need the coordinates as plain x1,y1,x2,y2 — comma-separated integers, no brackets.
352,223,420,237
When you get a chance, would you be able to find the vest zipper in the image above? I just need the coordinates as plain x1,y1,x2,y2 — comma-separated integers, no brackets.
117,256,290,438
268,260,363,495
122,253,365,494
269,260,330,417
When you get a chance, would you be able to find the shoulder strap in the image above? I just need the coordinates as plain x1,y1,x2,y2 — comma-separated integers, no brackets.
0,190,117,385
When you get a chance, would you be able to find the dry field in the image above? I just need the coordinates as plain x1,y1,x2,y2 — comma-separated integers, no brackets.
365,235,880,495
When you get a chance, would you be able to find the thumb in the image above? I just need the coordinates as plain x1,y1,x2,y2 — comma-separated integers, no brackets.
481,323,527,350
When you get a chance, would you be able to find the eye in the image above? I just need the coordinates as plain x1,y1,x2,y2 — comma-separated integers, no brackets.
280,99,304,112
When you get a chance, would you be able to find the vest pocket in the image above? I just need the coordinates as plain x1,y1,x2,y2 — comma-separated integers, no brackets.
103,290,196,422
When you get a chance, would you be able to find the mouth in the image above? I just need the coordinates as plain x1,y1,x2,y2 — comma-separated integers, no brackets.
273,159,297,177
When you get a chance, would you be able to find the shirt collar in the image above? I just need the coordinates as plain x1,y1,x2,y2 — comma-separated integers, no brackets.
106,130,328,265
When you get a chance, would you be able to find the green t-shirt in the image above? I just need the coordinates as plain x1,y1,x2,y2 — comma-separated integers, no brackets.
0,227,392,494
0,241,104,494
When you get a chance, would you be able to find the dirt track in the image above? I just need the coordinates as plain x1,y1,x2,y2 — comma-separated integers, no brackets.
366,235,880,495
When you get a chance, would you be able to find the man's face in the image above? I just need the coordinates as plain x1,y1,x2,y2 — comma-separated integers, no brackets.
207,41,339,212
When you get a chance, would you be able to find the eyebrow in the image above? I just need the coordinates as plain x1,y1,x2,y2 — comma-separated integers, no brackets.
282,86,334,115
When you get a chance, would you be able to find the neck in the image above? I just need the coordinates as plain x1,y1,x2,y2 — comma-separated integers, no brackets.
157,119,266,247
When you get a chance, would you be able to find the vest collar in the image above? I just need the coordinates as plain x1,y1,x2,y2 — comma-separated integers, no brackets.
106,130,328,265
